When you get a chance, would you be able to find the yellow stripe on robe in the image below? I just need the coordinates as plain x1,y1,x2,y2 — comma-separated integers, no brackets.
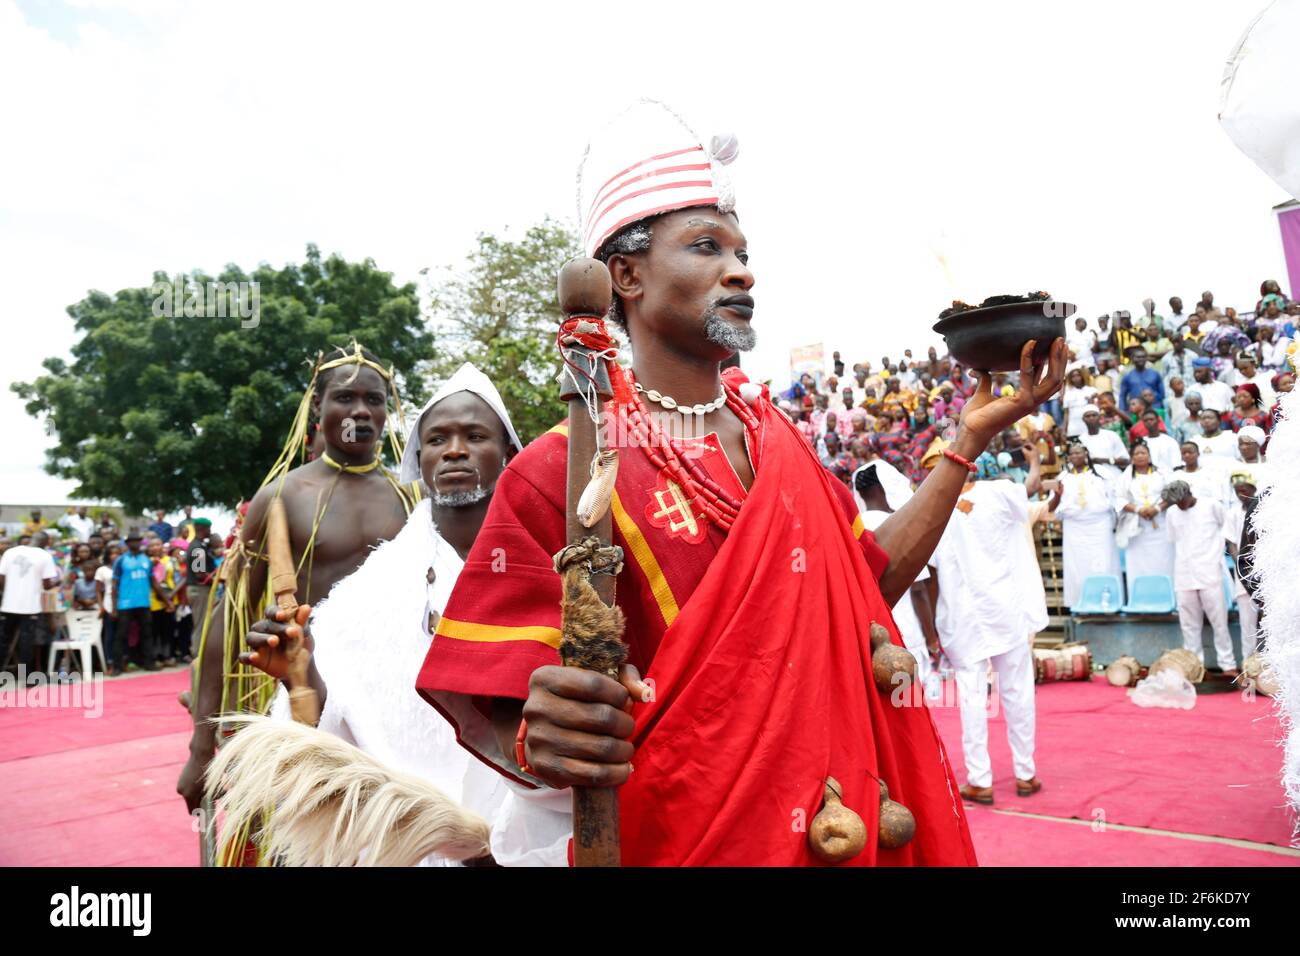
547,423,570,436
852,512,866,540
611,489,680,628
435,616,562,648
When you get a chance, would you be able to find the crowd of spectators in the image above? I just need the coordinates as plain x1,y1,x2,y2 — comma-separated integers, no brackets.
778,283,1294,660
0,506,227,679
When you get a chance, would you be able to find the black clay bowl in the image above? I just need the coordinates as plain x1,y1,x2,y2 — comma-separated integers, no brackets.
932,300,1074,372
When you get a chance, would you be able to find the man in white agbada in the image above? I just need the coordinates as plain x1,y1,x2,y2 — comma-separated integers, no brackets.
253,362,525,863
1078,405,1129,483
852,459,940,697
930,451,1047,805
1159,479,1237,677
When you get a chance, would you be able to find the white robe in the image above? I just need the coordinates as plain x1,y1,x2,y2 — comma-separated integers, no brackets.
1112,469,1175,587
1175,463,1231,508
1080,429,1128,483
1144,433,1182,474
932,480,1047,668
271,499,506,864
1054,470,1120,606
931,480,1043,789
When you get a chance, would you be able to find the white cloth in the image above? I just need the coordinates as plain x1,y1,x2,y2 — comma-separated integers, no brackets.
1112,469,1175,588
1220,0,1300,200
954,639,1037,789
1165,498,1227,592
1195,379,1236,414
398,362,523,483
1053,470,1120,606
0,545,59,615
932,480,1047,668
1176,586,1235,670
1080,429,1128,482
1144,433,1182,474
1175,463,1231,508
1192,429,1241,464
1066,328,1096,369
270,500,507,865
577,99,736,258
61,514,96,541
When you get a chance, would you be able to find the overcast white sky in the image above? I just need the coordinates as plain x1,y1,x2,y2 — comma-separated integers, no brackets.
0,0,1291,506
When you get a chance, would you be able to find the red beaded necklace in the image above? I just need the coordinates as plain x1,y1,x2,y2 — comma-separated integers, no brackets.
621,370,762,533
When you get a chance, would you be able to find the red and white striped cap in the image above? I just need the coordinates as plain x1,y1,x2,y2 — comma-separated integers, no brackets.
578,100,738,258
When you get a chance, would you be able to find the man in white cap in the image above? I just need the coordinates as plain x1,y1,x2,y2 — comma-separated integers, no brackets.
240,362,524,863
1079,404,1129,483
416,99,1066,866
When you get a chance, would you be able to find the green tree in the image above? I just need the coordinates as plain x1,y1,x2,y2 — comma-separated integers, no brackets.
14,245,432,512
426,218,581,442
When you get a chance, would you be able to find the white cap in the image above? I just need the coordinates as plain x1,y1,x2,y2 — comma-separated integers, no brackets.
398,363,523,483
577,99,738,258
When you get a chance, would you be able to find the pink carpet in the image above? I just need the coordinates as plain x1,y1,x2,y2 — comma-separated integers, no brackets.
929,674,1298,859
0,670,198,867
2,670,1296,866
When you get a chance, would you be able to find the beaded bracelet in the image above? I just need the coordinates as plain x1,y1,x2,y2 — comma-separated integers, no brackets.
943,448,979,473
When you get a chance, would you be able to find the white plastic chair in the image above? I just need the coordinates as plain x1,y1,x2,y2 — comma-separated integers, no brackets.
48,609,104,681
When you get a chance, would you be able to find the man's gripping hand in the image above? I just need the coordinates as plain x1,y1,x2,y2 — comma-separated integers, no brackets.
520,664,651,789
240,603,313,687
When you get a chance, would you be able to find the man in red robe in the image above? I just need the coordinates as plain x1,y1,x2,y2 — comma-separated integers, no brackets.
417,101,1066,865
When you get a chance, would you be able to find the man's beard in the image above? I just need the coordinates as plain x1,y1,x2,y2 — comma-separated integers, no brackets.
702,305,757,353
429,464,499,508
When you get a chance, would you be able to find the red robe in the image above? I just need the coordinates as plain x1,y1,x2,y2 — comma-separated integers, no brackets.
417,373,976,866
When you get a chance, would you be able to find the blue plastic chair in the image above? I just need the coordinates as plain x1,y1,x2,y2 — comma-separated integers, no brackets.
1121,575,1176,614
1072,574,1124,614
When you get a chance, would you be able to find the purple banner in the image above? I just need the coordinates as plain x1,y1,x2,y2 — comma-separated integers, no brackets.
1280,205,1300,302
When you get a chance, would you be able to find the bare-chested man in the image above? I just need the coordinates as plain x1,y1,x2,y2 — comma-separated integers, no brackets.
176,344,412,812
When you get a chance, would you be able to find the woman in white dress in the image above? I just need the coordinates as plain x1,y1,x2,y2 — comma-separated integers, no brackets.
1050,441,1121,606
1112,440,1175,593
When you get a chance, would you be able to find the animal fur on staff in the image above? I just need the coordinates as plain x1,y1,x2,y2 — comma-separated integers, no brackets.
204,716,489,866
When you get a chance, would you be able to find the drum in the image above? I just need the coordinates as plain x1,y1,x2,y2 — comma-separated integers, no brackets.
1105,655,1142,687
1034,643,1092,683
1150,648,1205,684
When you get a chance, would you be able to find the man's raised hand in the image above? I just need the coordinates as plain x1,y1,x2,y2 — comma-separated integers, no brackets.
957,338,1068,450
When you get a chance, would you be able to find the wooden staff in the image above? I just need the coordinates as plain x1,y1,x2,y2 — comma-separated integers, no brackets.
265,497,317,726
556,258,625,867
